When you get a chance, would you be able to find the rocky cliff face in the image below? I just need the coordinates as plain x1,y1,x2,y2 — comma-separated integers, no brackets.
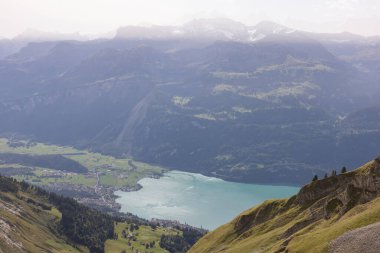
296,158,380,219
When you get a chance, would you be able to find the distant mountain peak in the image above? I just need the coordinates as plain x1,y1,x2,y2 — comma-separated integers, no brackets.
115,18,379,44
254,21,293,34
14,28,90,42
115,19,299,42
247,21,295,42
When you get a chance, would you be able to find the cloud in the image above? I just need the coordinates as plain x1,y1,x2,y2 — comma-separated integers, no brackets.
342,17,380,36
0,0,379,37
326,0,360,11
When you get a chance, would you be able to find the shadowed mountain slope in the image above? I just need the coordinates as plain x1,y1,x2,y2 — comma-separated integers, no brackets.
1,19,380,185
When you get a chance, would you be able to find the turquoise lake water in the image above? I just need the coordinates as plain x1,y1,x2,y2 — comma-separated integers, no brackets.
115,170,299,229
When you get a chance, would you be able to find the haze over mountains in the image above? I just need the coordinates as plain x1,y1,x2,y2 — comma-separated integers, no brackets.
1,18,380,185
1,18,379,59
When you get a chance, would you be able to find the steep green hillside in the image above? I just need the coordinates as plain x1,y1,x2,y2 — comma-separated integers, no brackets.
0,177,88,252
0,175,119,252
189,157,380,253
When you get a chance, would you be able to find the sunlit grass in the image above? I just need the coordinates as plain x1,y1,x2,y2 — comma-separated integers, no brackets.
105,222,180,253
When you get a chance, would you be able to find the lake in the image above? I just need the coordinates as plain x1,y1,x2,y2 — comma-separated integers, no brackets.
115,170,299,229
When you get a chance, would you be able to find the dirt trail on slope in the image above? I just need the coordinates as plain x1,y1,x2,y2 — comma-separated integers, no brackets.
329,221,380,253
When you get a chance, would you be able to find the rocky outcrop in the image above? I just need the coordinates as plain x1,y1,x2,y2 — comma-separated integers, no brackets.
232,159,380,242
236,159,380,239
296,159,380,218
234,199,290,233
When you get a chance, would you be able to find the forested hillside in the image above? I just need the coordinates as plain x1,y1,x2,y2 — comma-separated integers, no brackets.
1,19,380,185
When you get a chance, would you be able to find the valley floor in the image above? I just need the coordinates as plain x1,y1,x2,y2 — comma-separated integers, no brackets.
0,138,166,212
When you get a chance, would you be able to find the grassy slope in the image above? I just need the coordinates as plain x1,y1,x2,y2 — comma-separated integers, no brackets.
190,160,380,253
0,190,85,253
105,223,180,253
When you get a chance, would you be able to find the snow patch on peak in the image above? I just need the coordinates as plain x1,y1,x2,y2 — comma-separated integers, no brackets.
248,31,266,42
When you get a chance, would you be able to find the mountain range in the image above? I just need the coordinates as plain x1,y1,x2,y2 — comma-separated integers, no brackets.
1,18,380,185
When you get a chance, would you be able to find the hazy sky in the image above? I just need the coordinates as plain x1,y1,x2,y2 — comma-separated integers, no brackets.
0,0,379,38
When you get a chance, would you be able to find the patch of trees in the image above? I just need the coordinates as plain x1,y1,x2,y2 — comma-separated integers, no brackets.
160,227,205,253
0,176,19,192
0,153,87,173
113,213,150,227
312,166,349,182
0,167,34,176
26,197,52,210
160,234,190,253
144,240,156,250
128,223,140,232
48,193,115,253
182,227,204,246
